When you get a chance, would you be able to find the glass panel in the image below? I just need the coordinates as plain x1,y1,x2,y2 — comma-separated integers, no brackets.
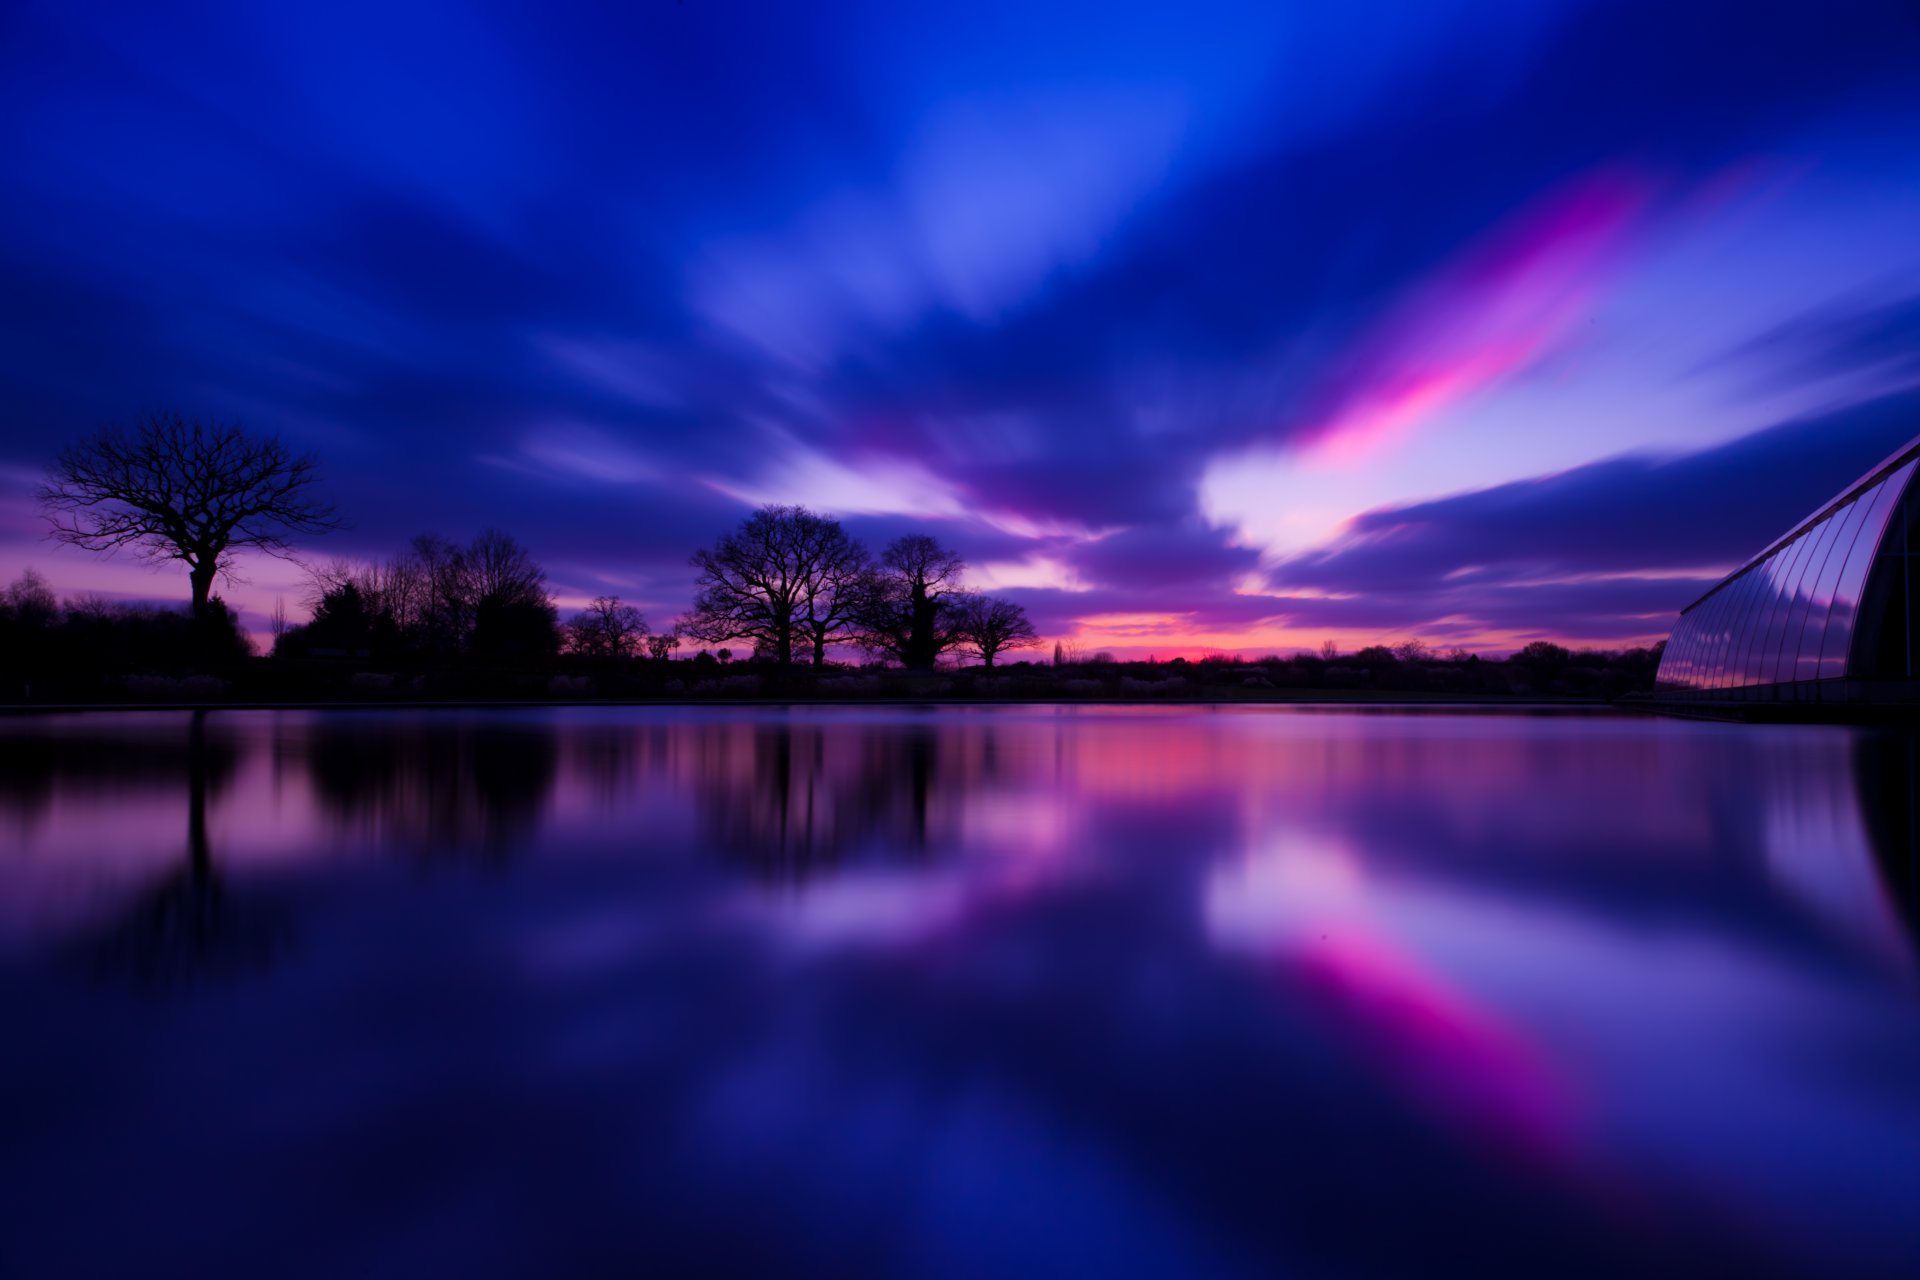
1721,566,1763,689
1772,527,1824,683
1819,482,1885,677
1719,569,1761,689
1821,465,1913,677
1659,610,1692,689
1728,557,1772,688
1750,531,1811,686
1773,512,1840,683
1681,604,1707,689
1694,588,1723,690
1706,583,1736,689
1674,602,1704,690
1744,552,1788,687
1656,636,1681,689
1796,495,1870,681
1776,524,1829,682
1871,481,1919,681
1671,610,1698,689
1736,564,1773,687
1697,591,1728,690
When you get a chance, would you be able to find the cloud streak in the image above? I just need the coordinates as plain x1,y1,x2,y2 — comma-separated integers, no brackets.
1,0,1918,652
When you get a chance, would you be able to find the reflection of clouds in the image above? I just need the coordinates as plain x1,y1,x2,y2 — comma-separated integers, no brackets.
746,870,978,950
9,708,1920,1273
1195,740,1920,1265
1760,736,1915,975
1203,828,1367,951
1205,833,1577,1165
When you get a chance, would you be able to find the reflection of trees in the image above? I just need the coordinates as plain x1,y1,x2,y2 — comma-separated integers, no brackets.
688,720,977,881
1853,731,1920,948
82,711,285,989
0,722,215,835
305,719,559,860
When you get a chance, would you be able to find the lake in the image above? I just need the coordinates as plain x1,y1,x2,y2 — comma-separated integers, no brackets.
2,705,1918,1277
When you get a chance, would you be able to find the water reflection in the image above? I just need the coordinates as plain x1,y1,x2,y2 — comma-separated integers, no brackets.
77,712,285,988
300,717,559,861
1,708,1918,1278
1854,733,1920,945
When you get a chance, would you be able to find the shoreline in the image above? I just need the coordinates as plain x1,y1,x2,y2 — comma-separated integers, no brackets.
0,694,1642,716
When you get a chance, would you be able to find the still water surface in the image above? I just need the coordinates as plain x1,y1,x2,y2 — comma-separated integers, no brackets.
3,706,1919,1277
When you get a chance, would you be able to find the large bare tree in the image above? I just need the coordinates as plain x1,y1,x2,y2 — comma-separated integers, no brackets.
955,595,1040,668
857,534,970,670
39,412,340,618
683,505,867,667
566,595,649,660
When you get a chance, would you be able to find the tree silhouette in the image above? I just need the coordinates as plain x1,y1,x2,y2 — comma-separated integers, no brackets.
1,569,58,629
39,412,340,618
684,505,865,667
956,595,1039,668
857,534,969,670
301,580,396,656
566,595,648,659
646,631,682,661
1513,640,1572,666
466,529,559,659
297,529,556,659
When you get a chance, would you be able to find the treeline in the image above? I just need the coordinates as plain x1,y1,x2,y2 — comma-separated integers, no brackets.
1021,640,1667,700
274,505,1040,673
6,413,1668,704
0,555,1665,705
681,505,1038,668
0,502,1665,703
278,530,561,663
0,569,252,700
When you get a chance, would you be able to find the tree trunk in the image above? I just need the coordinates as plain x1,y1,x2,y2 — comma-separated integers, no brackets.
189,561,216,619
906,586,936,670
187,710,211,880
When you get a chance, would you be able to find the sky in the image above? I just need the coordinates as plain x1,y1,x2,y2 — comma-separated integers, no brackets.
2,0,1919,658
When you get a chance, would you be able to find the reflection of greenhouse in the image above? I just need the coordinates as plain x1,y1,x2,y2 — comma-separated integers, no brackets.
1657,435,1920,704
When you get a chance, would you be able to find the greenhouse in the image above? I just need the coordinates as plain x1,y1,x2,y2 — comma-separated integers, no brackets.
1656,434,1920,702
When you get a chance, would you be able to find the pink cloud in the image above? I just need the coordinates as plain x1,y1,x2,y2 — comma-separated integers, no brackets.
1302,169,1656,463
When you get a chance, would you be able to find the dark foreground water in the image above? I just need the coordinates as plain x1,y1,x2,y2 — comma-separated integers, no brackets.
3,706,1919,1278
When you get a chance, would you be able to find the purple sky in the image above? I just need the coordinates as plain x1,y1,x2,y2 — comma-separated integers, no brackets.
3,0,1919,655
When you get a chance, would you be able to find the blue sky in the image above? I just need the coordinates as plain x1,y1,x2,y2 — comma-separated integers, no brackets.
3,0,1919,654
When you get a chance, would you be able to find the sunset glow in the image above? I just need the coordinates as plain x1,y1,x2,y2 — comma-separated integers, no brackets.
2,2,1918,657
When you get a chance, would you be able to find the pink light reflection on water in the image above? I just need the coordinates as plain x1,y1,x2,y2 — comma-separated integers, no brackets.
2,707,1919,1277
1205,834,1580,1166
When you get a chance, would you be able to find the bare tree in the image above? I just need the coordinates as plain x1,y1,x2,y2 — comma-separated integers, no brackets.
2,569,59,628
683,505,865,667
400,534,470,652
38,412,341,618
293,529,555,659
856,534,969,670
467,528,547,610
566,595,648,659
646,631,682,661
1392,637,1432,663
955,595,1040,668
798,525,870,667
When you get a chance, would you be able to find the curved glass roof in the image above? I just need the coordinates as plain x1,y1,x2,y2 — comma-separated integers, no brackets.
1656,437,1920,694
